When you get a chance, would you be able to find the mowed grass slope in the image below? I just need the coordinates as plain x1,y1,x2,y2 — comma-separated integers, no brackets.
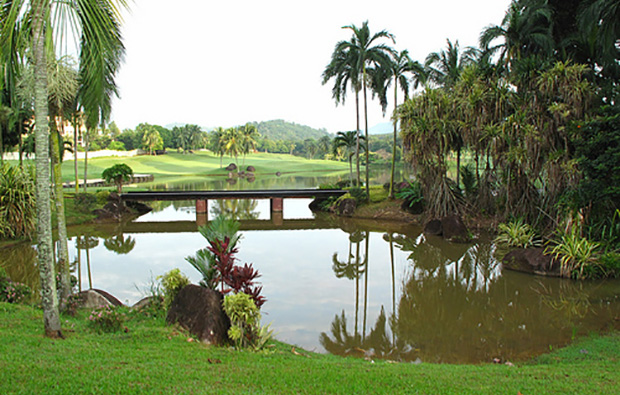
53,151,350,184
1,303,618,394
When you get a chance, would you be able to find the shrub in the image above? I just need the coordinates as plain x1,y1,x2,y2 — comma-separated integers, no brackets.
74,193,97,213
222,292,272,350
87,306,126,333
347,187,368,204
192,216,266,308
549,228,601,279
101,163,134,194
96,190,110,205
0,274,31,304
599,252,620,279
495,219,542,249
157,269,190,309
395,181,424,208
0,163,36,239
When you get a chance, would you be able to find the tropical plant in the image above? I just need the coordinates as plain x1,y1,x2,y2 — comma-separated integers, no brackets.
101,163,133,194
87,306,126,333
142,127,163,155
192,216,266,307
395,180,424,209
157,268,190,310
0,0,128,338
333,131,364,184
0,163,36,239
222,292,272,350
494,218,541,249
550,227,601,279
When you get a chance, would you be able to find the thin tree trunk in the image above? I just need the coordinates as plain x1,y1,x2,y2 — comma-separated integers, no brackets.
354,240,360,337
77,244,82,292
363,78,370,202
18,118,23,167
355,90,361,187
51,128,71,306
74,116,79,194
362,231,369,340
389,82,398,199
389,233,396,345
83,129,89,192
86,246,92,289
33,0,62,338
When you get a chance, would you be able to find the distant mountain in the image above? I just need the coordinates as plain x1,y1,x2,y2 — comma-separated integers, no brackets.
253,119,330,142
368,122,394,135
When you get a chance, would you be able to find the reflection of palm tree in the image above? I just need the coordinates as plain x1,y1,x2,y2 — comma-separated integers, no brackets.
210,199,259,221
76,236,99,289
103,234,136,255
319,310,364,357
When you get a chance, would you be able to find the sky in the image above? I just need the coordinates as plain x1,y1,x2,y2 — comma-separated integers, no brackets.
111,0,512,134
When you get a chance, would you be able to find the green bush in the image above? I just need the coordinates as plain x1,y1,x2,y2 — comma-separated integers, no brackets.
87,306,126,333
157,268,190,309
96,190,110,205
0,163,36,240
348,187,368,204
495,219,542,249
222,292,272,350
74,193,97,213
600,252,620,278
0,271,31,304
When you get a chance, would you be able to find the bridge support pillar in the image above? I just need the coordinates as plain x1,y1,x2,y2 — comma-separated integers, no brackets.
196,213,208,227
196,199,208,214
270,197,283,212
272,211,283,226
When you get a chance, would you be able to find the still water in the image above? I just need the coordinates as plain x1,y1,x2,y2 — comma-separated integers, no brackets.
2,172,620,363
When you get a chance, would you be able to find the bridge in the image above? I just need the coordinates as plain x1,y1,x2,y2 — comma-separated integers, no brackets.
120,188,346,224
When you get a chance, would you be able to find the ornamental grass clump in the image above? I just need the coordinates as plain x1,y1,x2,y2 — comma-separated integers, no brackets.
87,306,126,333
550,227,601,280
495,218,542,249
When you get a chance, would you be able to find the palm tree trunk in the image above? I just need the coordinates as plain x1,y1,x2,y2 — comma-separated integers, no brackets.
86,246,92,289
18,119,23,167
51,129,71,307
354,240,360,337
389,233,396,345
355,90,361,187
389,83,398,199
362,232,369,340
33,0,62,338
83,129,89,192
73,117,79,194
363,77,370,201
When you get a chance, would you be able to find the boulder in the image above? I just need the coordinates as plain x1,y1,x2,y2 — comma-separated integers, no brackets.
246,165,256,172
225,163,237,171
335,198,356,217
441,214,470,243
275,171,282,177
166,284,230,345
76,289,124,309
502,248,561,277
423,219,443,236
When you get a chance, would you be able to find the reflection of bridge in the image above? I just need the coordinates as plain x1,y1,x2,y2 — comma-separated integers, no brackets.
124,218,340,233
121,189,346,223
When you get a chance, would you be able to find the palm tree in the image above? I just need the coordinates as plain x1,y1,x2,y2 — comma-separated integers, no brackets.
425,39,476,90
323,43,362,185
224,127,242,165
209,127,226,167
338,21,395,200
333,130,364,184
479,0,554,85
142,127,162,155
385,49,413,198
240,123,259,164
0,0,127,337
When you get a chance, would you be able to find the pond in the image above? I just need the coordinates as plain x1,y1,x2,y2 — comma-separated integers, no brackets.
2,171,620,363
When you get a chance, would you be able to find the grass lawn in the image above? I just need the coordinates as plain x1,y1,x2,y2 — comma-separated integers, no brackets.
1,302,618,394
46,151,350,184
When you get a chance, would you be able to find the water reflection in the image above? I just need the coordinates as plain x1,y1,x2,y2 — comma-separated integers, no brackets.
1,205,619,363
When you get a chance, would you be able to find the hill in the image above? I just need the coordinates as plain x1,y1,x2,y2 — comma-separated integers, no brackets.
253,119,330,142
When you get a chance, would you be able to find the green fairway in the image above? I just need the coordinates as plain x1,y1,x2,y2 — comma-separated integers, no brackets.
1,303,618,394
42,151,350,184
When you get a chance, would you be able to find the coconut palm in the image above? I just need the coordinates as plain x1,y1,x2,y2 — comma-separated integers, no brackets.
0,0,127,337
224,127,242,165
142,127,163,155
209,127,226,167
240,123,259,164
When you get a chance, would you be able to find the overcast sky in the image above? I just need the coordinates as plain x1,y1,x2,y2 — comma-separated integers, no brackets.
111,0,512,134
